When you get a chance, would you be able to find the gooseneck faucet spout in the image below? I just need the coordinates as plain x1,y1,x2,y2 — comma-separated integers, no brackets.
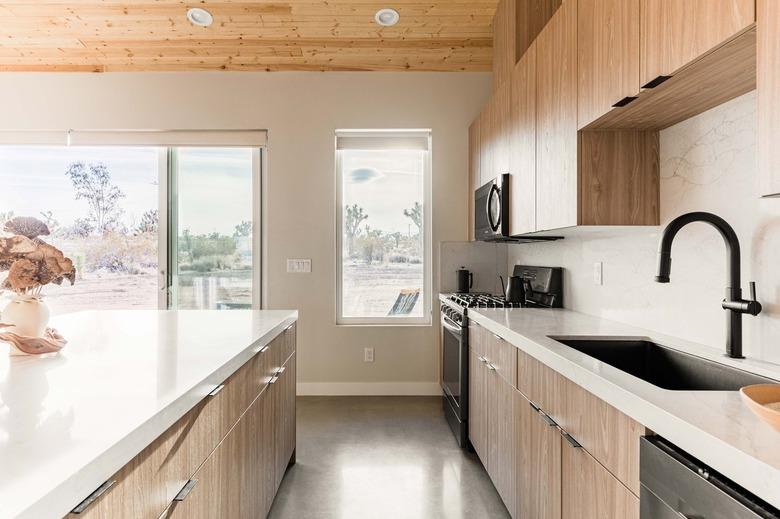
655,212,762,359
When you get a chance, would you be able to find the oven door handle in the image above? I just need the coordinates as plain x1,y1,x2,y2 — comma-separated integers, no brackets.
441,315,463,333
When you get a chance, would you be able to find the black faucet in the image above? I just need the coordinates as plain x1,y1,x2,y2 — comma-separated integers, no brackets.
655,211,762,359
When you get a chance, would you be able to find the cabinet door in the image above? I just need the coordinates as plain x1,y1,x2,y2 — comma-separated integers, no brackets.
758,0,780,197
468,118,481,240
562,441,639,519
640,0,755,87
468,347,488,462
577,0,640,128
487,369,516,517
479,105,493,187
493,0,517,90
509,42,537,236
273,354,296,492
493,80,512,178
535,0,578,231
515,391,561,519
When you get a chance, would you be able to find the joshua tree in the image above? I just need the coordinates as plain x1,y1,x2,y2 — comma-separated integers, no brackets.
403,202,423,236
65,161,125,235
233,220,252,238
135,209,158,235
344,204,368,256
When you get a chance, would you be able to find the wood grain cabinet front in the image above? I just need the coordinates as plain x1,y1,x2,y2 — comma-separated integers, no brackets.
640,0,755,88
577,0,640,128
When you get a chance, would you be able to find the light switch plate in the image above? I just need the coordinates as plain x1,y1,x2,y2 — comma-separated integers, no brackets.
593,262,603,285
287,259,312,273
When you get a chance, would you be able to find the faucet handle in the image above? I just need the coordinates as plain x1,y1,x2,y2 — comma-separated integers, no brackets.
748,281,762,316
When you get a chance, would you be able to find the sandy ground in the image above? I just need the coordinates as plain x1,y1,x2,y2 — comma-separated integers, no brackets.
343,262,424,317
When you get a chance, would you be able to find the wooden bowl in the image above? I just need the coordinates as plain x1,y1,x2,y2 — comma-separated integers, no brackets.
740,384,780,432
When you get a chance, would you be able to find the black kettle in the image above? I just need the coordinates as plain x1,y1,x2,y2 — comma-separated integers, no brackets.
504,276,528,305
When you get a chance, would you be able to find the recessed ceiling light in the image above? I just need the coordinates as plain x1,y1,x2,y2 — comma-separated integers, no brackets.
375,8,400,27
187,7,214,27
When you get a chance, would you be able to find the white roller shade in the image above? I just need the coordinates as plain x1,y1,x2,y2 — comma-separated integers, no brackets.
67,129,267,147
336,130,430,151
0,131,67,146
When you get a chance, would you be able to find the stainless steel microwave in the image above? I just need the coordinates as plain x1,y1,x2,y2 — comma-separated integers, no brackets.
475,174,509,241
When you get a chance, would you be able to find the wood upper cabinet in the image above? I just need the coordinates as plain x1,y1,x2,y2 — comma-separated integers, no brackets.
640,0,755,87
758,0,780,197
479,83,511,187
577,0,640,128
562,443,639,519
468,118,481,240
535,0,578,231
509,41,537,236
493,0,517,90
515,389,561,519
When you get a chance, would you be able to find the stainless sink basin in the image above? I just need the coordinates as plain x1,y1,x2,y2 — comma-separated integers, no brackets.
551,337,775,391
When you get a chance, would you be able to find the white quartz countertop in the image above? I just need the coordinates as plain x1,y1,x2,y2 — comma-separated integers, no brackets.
0,309,298,519
462,303,780,510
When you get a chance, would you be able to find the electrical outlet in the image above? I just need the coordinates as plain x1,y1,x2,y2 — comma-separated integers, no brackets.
364,347,375,363
594,262,603,286
286,259,312,273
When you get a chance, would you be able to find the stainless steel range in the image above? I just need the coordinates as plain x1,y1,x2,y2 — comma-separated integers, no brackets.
440,265,563,448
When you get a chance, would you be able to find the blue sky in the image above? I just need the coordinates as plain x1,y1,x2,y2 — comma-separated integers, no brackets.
0,146,252,235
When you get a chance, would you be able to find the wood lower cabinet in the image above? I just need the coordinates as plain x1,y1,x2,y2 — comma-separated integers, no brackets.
69,324,297,519
515,389,561,519
487,361,516,518
469,347,489,462
562,441,639,519
640,0,755,87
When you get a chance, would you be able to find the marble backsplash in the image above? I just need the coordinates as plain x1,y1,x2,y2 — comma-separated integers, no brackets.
507,91,780,364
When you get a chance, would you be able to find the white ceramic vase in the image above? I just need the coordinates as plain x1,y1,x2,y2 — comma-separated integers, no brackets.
2,295,50,346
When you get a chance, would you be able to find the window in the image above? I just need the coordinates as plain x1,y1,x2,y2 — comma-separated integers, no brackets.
336,130,432,325
0,130,265,315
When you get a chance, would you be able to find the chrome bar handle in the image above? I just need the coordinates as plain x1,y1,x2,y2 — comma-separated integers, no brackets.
174,479,198,502
71,480,116,514
561,430,582,448
277,366,286,375
486,363,497,371
269,375,280,384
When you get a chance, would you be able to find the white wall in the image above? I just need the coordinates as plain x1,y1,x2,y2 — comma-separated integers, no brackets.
0,71,492,393
508,91,780,364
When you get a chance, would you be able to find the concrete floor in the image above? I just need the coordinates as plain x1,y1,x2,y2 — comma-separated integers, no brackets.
268,396,511,519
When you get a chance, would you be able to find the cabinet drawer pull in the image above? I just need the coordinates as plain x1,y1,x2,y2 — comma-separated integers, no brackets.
478,356,488,364
538,411,558,427
260,345,270,354
561,430,582,448
641,75,672,89
277,366,286,375
612,96,638,108
174,479,198,502
486,363,497,371
208,384,225,397
285,324,294,332
492,333,503,341
269,375,280,384
71,479,116,514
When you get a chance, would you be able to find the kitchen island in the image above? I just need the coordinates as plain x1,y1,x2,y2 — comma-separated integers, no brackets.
0,309,297,519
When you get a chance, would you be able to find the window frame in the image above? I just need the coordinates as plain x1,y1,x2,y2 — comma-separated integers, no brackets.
335,130,433,326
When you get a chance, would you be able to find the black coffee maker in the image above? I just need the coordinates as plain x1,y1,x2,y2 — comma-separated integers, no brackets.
456,267,473,293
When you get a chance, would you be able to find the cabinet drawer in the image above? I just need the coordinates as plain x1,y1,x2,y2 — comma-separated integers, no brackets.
281,322,296,366
516,347,566,420
562,441,639,519
562,378,645,495
468,321,488,358
68,347,271,519
485,331,517,387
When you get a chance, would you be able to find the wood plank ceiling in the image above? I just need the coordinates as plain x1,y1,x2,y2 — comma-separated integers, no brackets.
0,1,499,72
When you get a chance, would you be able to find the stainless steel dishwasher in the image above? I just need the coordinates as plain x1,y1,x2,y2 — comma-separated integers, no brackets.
640,436,780,519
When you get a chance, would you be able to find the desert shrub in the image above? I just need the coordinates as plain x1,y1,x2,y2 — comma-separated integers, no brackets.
388,253,409,264
408,256,422,264
191,257,218,272
77,231,157,274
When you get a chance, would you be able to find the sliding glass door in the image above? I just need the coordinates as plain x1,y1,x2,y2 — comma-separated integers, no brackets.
167,147,260,310
0,142,262,314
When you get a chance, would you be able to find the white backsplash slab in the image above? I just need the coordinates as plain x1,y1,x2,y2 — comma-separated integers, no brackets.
508,91,780,364
440,241,507,295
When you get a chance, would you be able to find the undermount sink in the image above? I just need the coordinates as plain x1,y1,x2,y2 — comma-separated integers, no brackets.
551,337,775,391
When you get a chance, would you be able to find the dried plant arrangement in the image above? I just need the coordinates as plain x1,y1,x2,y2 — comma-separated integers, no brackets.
0,216,76,353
